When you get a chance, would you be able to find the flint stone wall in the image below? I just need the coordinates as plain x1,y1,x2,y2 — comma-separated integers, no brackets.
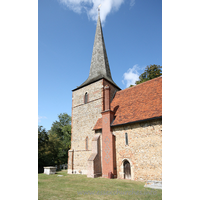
69,80,103,174
113,119,162,181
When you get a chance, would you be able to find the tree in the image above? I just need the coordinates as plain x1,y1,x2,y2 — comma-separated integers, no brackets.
38,113,71,172
47,133,64,167
38,126,50,172
133,64,162,86
48,113,71,167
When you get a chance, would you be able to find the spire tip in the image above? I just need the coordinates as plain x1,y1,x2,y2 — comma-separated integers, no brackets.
98,4,101,15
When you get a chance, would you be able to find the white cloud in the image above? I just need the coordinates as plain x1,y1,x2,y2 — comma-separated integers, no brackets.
58,0,135,23
38,116,47,123
122,64,140,88
130,0,135,7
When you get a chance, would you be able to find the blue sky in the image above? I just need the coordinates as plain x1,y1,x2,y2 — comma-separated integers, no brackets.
38,0,162,131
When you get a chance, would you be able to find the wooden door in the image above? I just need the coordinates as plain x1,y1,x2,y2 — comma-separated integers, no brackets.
124,160,131,179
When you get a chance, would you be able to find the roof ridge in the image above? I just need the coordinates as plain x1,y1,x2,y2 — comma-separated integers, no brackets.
118,76,162,94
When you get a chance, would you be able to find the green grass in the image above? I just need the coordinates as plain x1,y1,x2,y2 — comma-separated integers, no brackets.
38,170,162,200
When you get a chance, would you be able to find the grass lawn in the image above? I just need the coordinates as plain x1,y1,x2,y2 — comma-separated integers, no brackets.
38,170,162,200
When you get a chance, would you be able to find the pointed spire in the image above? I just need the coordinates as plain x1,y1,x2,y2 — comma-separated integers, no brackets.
74,13,120,91
89,13,112,80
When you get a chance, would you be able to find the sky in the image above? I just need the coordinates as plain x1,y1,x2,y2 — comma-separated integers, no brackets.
38,0,162,131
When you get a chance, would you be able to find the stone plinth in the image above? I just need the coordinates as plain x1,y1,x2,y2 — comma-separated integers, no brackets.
44,167,56,175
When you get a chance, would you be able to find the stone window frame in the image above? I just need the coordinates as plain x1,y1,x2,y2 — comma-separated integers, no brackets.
85,136,88,150
120,158,134,180
84,92,89,104
125,132,128,146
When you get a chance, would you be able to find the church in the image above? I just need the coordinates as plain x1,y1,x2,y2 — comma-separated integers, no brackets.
68,13,162,182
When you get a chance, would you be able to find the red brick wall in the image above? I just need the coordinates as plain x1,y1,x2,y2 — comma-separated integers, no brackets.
101,85,116,178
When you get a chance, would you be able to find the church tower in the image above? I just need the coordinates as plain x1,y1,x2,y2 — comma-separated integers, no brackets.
68,13,120,175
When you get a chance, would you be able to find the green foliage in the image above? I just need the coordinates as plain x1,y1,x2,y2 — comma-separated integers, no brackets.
38,113,71,171
134,64,162,86
38,126,48,150
38,126,52,169
48,113,71,166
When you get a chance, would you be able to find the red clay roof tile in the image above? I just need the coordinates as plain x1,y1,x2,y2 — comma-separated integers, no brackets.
93,118,102,130
93,76,162,130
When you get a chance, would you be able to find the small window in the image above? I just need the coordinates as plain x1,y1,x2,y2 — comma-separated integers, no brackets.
86,137,88,150
125,133,128,145
84,92,88,104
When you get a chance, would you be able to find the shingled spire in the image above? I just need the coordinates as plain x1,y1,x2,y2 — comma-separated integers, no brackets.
73,12,120,91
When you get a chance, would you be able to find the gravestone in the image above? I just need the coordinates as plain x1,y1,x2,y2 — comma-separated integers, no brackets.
44,167,56,175
144,180,162,189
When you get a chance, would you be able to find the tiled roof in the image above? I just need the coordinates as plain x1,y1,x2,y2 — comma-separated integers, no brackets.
93,118,102,130
93,76,162,130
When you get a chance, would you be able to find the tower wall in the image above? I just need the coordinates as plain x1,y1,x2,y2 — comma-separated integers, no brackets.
68,79,120,175
69,80,103,174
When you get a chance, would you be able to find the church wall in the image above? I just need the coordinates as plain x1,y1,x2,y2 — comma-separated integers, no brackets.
113,119,162,182
70,80,103,174
69,79,120,175
72,80,103,150
73,150,92,174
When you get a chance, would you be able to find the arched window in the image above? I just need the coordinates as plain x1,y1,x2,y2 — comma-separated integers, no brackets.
125,133,128,145
84,92,88,104
86,137,88,150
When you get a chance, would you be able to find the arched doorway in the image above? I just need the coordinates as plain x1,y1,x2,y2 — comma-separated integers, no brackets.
124,160,131,179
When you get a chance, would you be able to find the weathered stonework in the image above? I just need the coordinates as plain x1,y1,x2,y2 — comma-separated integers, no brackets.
44,167,56,175
87,134,102,178
68,79,119,175
67,149,73,174
69,80,102,174
112,119,162,181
